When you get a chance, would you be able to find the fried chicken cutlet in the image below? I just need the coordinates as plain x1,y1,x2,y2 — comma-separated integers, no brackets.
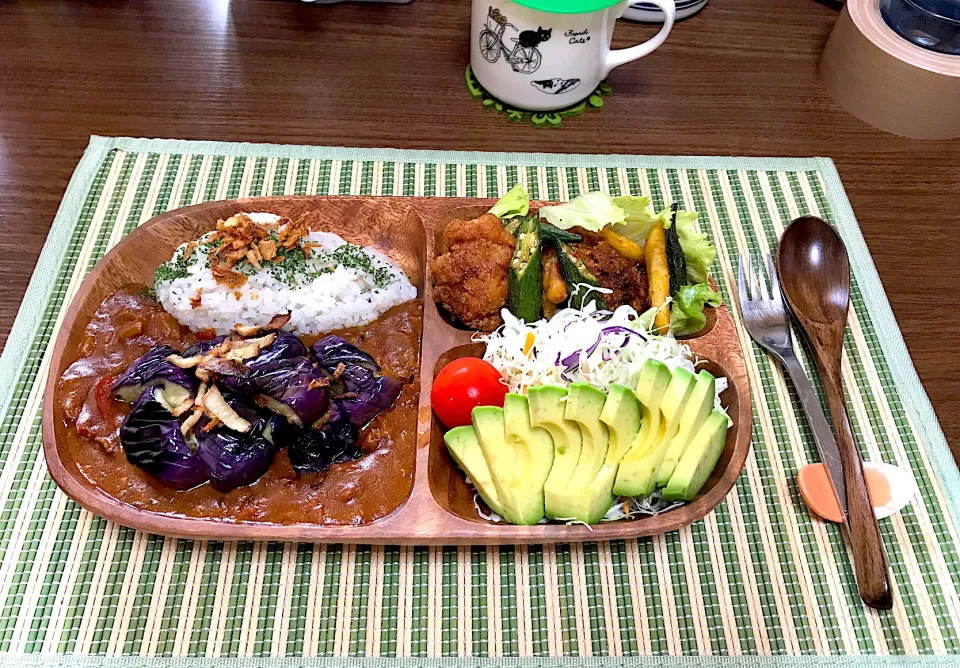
431,213,516,331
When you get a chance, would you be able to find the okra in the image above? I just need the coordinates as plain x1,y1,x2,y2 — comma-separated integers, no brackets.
508,216,543,322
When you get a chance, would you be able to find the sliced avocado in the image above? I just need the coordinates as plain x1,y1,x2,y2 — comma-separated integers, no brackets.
555,462,621,525
471,406,524,524
501,393,554,524
614,366,696,497
599,383,642,464
544,383,642,524
620,359,673,462
528,385,582,516
444,426,507,518
543,383,612,522
613,359,672,498
663,410,730,501
655,370,716,486
563,383,610,490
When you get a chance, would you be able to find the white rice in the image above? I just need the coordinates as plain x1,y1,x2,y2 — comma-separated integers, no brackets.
155,213,417,335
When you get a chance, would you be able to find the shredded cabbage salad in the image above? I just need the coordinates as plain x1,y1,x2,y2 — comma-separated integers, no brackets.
478,296,727,412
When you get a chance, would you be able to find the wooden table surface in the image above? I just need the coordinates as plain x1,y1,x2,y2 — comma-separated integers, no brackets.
1,0,957,461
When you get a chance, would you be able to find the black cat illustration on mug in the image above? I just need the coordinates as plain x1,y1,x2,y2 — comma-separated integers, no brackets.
518,27,552,49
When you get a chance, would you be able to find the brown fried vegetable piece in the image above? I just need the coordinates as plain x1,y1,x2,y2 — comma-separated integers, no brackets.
569,228,650,313
431,213,516,331
541,246,567,319
644,221,671,332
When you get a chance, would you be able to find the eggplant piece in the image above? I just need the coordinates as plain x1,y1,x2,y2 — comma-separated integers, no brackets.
196,427,275,492
220,356,314,397
262,413,298,448
312,335,401,427
243,363,331,428
338,365,403,428
182,336,227,358
215,331,312,395
288,402,362,473
312,335,380,372
119,387,207,490
271,367,331,427
112,345,196,406
253,330,309,363
193,390,276,491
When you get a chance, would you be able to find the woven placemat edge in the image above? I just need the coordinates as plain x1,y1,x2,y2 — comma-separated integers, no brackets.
93,135,831,172
0,136,113,424
0,651,956,666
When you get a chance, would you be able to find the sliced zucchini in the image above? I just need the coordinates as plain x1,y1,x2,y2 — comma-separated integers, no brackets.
664,203,687,295
508,216,543,322
555,242,606,310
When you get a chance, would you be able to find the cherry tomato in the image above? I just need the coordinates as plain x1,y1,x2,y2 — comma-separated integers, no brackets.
431,358,508,428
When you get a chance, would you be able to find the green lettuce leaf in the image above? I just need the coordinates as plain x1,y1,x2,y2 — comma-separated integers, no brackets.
536,192,718,286
489,184,530,219
670,283,722,336
609,195,658,244
538,191,627,232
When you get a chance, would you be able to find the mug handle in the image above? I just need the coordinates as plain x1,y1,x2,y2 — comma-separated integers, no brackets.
603,0,676,77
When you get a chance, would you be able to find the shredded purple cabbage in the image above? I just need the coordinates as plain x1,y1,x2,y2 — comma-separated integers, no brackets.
600,325,648,342
584,334,604,358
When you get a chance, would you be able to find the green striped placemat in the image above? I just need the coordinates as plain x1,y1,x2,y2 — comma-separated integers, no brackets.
0,136,957,664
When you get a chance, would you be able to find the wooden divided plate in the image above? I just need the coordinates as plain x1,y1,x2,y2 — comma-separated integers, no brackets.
42,196,752,544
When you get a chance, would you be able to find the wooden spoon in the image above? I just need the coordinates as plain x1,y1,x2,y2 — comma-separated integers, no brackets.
777,215,893,610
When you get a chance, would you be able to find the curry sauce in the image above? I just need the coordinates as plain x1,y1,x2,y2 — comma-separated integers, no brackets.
56,286,422,525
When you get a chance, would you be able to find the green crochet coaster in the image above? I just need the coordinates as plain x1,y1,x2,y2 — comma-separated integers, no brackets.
465,65,612,127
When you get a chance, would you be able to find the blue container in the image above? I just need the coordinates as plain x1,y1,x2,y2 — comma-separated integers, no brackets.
880,0,960,55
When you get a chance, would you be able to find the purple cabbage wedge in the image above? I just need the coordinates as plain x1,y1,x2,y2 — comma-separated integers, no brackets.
119,387,207,490
288,401,362,473
312,336,402,427
112,345,196,406
195,392,276,491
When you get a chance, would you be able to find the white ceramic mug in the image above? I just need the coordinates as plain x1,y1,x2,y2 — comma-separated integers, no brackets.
470,0,676,111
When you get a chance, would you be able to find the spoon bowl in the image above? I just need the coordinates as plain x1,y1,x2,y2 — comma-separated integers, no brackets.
777,216,851,328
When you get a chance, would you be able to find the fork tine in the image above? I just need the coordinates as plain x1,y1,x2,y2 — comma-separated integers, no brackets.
767,253,783,305
747,252,758,303
756,253,771,302
738,254,749,305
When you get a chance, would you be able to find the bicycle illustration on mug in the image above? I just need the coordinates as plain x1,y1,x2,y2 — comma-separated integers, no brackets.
478,6,552,75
